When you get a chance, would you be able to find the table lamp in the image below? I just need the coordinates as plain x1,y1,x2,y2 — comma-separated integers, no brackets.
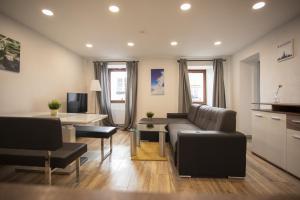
90,80,101,113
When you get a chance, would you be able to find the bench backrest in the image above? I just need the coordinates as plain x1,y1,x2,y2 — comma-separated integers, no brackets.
0,117,63,151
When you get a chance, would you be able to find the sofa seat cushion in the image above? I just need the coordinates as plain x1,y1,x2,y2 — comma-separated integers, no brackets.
0,143,87,169
168,123,201,149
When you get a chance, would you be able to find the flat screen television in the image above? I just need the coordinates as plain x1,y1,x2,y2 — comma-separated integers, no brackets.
67,93,88,113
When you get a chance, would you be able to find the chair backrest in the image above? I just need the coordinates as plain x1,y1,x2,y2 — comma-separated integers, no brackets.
0,117,63,151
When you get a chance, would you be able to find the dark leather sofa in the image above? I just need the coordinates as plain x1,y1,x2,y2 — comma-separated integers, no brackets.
167,104,246,178
0,117,87,185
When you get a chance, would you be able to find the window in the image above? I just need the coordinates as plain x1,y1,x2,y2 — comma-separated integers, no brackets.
188,70,206,104
109,68,127,103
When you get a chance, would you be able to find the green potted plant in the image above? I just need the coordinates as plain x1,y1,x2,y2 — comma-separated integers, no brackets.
146,111,154,119
48,99,61,116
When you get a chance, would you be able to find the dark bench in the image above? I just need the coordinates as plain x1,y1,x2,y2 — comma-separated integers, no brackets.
0,117,87,185
75,126,117,163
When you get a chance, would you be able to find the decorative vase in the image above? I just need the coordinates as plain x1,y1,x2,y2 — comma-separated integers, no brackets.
50,109,58,116
274,95,280,103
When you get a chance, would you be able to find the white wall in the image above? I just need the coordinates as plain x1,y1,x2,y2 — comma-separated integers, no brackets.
136,58,179,120
231,16,300,133
0,14,85,114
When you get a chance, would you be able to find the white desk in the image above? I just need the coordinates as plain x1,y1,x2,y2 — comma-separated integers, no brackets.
2,112,107,173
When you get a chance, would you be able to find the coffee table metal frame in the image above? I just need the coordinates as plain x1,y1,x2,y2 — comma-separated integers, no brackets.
131,124,167,157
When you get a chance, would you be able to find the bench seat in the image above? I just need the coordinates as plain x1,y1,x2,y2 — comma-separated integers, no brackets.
75,126,117,163
0,143,87,169
76,126,117,138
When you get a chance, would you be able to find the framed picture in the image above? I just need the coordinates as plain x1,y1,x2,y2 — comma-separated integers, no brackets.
151,68,164,95
0,34,21,73
277,39,294,62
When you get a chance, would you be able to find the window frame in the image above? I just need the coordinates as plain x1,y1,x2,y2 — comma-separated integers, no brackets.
108,68,127,103
188,69,207,104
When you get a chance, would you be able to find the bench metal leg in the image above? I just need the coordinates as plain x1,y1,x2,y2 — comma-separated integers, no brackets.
130,130,137,156
100,136,113,163
110,136,113,153
75,158,80,183
45,151,52,185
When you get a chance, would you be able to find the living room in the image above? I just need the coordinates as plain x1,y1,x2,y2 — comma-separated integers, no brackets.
0,0,300,199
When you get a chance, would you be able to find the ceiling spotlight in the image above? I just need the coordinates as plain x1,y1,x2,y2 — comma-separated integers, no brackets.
170,41,178,46
252,2,266,10
86,43,93,48
180,3,191,11
127,42,135,47
214,41,222,46
109,5,120,13
42,9,54,16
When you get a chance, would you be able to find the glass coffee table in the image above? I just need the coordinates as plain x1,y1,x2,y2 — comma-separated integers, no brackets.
131,123,168,157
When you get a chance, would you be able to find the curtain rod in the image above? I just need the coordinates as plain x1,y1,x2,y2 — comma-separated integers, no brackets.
93,60,139,63
177,59,226,62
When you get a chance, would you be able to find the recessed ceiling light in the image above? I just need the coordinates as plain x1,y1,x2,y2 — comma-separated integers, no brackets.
41,9,54,16
180,3,191,11
127,42,135,47
252,2,266,10
109,5,120,13
214,41,222,46
170,41,178,46
86,43,93,48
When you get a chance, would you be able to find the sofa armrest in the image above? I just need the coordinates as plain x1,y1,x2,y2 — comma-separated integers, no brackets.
167,113,188,119
177,131,246,177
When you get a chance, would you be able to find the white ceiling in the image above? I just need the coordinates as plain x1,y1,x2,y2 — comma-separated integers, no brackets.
0,0,300,59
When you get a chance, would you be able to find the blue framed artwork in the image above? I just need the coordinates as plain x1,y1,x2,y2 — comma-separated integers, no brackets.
151,68,164,95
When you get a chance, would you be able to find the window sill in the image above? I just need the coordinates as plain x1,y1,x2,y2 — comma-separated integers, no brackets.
111,101,125,104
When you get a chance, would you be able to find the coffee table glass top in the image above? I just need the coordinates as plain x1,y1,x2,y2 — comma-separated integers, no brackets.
137,124,167,132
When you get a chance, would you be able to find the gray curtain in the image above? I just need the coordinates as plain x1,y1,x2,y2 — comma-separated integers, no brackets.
124,61,138,130
213,59,226,108
94,61,115,126
178,59,192,113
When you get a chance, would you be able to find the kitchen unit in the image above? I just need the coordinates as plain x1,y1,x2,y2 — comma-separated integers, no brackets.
251,103,300,178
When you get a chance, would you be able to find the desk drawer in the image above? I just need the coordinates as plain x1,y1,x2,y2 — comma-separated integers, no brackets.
287,114,300,131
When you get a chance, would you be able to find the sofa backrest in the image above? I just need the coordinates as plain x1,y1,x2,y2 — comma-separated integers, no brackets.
0,117,63,151
194,105,236,132
187,104,201,122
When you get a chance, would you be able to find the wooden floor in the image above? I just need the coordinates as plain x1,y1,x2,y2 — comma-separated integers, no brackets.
0,130,300,195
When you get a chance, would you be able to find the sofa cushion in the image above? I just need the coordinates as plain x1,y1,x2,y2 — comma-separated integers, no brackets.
194,105,236,132
187,104,201,123
168,123,201,150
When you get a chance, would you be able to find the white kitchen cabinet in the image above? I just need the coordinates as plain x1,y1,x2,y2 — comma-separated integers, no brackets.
286,114,300,178
251,111,286,169
252,111,268,158
266,113,286,169
251,103,300,178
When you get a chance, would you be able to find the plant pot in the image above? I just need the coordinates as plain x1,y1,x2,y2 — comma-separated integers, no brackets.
147,124,154,128
50,109,58,116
